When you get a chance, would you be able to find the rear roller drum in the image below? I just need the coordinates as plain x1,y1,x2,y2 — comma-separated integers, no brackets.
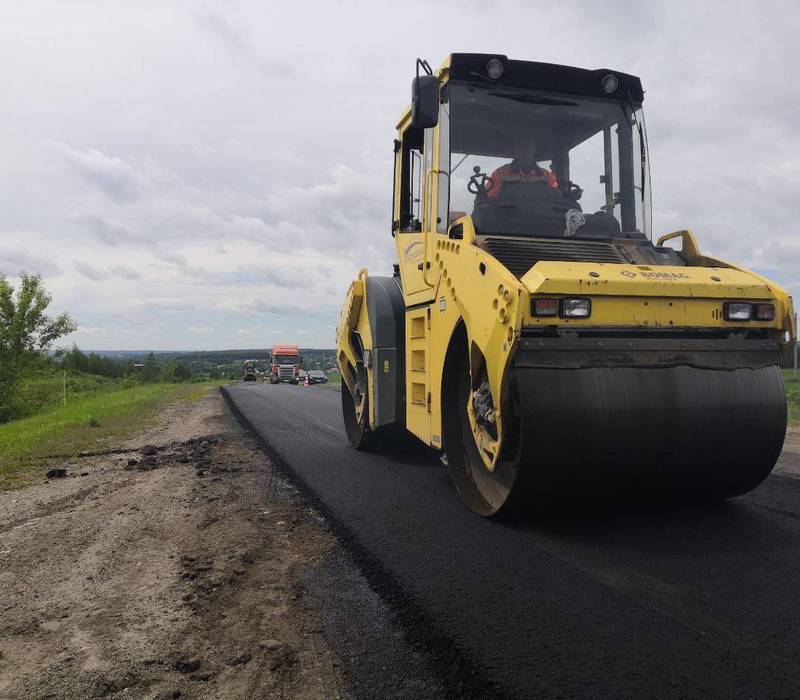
341,341,372,450
342,379,371,450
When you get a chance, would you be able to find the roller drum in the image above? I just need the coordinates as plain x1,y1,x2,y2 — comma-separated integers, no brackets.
511,365,787,506
445,363,787,515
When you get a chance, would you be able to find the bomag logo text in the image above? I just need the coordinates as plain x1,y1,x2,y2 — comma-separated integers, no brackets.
623,270,690,280
641,271,690,280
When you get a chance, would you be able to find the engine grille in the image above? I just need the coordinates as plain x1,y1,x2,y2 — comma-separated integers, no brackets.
279,366,294,379
482,237,627,277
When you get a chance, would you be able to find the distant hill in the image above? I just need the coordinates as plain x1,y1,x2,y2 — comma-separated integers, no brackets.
85,348,337,371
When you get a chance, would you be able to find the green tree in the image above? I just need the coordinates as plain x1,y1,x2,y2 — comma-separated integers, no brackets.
141,352,160,383
161,358,177,383
0,272,76,421
161,358,193,383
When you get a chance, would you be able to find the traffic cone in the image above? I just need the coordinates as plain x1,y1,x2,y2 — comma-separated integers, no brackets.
304,374,309,387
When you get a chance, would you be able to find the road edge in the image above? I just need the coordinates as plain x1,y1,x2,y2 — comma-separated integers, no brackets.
219,385,501,699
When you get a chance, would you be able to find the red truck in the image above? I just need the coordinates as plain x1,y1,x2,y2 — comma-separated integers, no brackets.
270,344,300,384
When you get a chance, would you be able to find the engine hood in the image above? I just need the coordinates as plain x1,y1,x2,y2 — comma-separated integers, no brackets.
520,261,777,299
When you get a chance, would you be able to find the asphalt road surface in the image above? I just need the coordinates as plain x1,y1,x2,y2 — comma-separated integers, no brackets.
226,381,800,699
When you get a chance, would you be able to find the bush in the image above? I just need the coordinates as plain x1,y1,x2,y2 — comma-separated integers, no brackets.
119,374,140,390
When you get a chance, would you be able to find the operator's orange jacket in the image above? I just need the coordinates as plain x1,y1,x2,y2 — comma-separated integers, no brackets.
487,161,558,198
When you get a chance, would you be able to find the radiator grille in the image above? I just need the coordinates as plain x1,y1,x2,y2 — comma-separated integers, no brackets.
483,237,626,277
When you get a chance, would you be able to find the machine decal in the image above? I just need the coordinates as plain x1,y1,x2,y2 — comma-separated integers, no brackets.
403,240,423,263
641,271,690,280
620,270,690,280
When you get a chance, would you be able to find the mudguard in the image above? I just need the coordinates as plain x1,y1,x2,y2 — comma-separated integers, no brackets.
365,276,405,428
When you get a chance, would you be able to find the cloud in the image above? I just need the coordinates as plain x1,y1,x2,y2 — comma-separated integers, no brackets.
0,243,61,276
1,1,798,350
46,142,150,202
196,10,294,77
72,259,107,281
73,212,143,246
110,264,141,280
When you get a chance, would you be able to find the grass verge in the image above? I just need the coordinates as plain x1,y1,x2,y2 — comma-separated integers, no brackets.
0,382,223,489
784,369,799,427
319,374,342,390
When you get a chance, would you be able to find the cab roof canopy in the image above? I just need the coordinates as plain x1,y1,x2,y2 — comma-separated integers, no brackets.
446,53,644,103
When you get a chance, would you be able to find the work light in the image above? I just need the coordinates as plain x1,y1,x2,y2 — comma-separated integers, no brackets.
601,73,619,93
561,298,592,318
723,302,752,321
486,58,504,80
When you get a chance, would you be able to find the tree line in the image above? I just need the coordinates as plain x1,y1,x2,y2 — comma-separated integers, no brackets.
0,273,204,424
59,346,194,383
0,273,76,422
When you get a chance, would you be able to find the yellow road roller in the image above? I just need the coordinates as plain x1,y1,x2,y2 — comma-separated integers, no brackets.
335,54,796,516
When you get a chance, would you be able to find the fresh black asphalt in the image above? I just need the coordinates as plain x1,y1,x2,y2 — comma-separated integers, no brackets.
225,381,800,699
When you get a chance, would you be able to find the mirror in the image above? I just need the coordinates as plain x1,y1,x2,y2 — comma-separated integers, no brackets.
411,75,439,129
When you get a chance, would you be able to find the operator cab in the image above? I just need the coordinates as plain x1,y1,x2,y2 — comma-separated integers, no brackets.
446,73,650,241
393,55,680,296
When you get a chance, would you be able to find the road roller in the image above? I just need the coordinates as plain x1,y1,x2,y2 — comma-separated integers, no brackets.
335,54,796,516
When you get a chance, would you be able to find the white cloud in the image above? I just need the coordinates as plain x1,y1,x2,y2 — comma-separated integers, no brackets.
73,259,107,281
0,1,798,350
46,142,150,202
109,265,141,280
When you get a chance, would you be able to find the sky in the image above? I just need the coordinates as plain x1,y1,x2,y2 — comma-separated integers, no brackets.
0,0,798,350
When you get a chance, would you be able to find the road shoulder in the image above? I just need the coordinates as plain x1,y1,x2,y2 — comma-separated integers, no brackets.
0,388,343,698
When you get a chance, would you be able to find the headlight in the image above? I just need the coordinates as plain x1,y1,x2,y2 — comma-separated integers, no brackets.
561,298,592,318
723,302,753,321
531,297,592,318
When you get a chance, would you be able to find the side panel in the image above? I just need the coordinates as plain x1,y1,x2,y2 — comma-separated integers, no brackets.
405,305,432,443
427,288,465,450
396,232,429,296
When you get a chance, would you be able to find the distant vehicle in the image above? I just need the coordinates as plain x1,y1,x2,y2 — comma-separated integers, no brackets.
243,360,257,382
270,344,300,384
307,370,328,385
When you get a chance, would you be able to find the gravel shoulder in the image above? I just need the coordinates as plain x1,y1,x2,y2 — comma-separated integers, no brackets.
0,388,343,698
774,426,800,477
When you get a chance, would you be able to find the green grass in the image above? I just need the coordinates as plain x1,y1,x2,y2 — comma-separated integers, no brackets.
784,369,800,427
13,372,118,419
0,381,223,488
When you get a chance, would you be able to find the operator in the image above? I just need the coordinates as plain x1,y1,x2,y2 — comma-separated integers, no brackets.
487,135,558,198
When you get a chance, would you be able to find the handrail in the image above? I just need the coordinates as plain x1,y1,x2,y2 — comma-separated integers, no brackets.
422,169,447,287
656,229,701,262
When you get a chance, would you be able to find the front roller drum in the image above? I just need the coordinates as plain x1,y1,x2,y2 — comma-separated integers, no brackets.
445,364,787,516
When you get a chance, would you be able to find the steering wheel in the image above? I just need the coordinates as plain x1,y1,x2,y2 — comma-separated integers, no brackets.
563,180,583,201
468,166,495,196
